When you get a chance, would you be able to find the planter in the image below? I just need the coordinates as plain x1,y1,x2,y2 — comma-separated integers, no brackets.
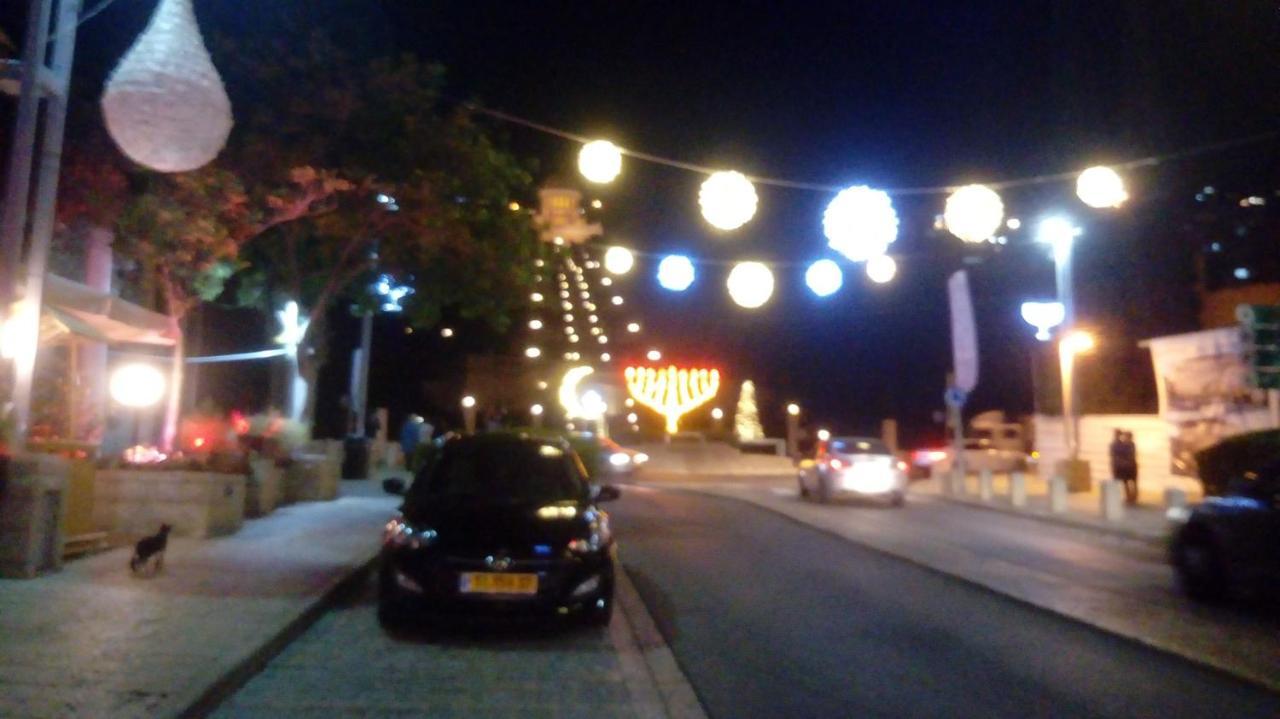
0,454,69,578
284,453,338,503
94,469,245,539
245,457,281,517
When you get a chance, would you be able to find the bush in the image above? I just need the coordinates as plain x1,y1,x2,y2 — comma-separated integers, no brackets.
1193,429,1280,496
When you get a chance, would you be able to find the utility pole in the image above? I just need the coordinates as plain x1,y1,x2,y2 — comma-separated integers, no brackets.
0,0,83,450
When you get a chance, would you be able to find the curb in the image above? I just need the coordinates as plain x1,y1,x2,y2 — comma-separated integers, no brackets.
927,492,1169,546
613,563,708,719
646,482,1280,696
176,554,380,719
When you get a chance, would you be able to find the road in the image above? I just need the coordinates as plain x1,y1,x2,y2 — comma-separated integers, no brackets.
610,486,1280,718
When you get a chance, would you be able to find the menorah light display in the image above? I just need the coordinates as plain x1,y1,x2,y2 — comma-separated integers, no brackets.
624,366,721,434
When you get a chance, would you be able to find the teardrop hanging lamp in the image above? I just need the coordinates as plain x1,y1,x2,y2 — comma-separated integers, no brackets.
101,0,233,172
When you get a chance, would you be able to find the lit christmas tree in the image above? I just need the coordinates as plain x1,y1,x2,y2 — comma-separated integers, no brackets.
735,380,764,441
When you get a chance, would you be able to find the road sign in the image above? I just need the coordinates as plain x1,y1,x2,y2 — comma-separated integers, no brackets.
948,270,979,393
944,386,967,408
1238,304,1280,390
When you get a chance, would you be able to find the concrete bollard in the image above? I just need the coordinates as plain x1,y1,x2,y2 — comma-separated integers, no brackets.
951,468,965,496
1100,479,1125,521
979,469,993,502
1010,471,1027,508
1048,476,1068,514
1164,487,1188,511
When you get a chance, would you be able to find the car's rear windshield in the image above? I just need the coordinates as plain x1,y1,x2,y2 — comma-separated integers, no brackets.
830,438,890,455
417,441,586,503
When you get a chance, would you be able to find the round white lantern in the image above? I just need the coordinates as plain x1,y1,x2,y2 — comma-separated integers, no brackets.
101,0,233,172
578,140,623,184
604,246,634,275
657,255,696,292
699,171,758,231
804,259,843,297
726,262,774,309
110,363,167,408
943,184,1005,243
1076,166,1128,208
822,186,899,261
866,254,898,284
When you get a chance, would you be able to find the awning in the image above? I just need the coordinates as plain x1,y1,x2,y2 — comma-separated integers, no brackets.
37,274,178,347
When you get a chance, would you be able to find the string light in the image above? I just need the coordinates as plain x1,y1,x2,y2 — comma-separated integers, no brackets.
944,184,1004,243
699,171,758,230
804,259,843,297
604,246,635,275
866,254,897,284
823,186,898,261
657,255,696,292
727,262,774,309
1076,166,1128,208
578,140,622,183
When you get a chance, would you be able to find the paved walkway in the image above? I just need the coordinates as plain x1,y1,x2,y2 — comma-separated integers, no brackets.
630,471,1280,693
0,479,399,719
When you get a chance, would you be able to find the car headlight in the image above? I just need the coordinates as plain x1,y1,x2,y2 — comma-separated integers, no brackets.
609,452,631,467
633,452,649,464
383,517,438,549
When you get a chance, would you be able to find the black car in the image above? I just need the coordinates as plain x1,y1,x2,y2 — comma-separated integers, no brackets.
1170,459,1280,602
379,433,620,627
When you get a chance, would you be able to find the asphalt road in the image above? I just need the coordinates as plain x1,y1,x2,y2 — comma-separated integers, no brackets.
611,486,1280,719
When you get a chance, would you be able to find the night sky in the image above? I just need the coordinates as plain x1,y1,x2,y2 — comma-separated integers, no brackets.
7,1,1280,444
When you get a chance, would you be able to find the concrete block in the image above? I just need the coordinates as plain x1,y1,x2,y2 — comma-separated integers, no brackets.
1048,476,1068,514
979,469,993,502
1100,479,1125,521
1054,458,1093,493
1164,487,1188,511
246,458,281,517
0,454,69,578
94,470,245,538
1009,472,1027,508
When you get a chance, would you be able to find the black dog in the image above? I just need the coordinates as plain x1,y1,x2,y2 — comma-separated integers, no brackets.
129,523,171,575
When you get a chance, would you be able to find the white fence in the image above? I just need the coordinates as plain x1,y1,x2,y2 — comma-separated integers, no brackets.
1032,414,1201,496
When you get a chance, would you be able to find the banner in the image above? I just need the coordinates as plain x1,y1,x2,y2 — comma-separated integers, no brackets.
947,270,978,393
1144,327,1274,475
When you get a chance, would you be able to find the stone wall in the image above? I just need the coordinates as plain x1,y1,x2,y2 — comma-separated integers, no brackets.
94,469,245,539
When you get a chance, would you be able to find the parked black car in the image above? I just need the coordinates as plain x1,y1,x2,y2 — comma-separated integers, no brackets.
1170,458,1280,602
379,433,619,627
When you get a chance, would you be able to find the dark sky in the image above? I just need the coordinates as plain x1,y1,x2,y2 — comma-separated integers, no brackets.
7,0,1280,443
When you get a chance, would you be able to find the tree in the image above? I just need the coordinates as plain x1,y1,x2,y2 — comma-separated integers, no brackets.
736,380,764,441
221,34,537,422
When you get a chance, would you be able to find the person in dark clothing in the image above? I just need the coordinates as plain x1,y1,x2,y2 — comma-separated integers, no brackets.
1112,430,1139,504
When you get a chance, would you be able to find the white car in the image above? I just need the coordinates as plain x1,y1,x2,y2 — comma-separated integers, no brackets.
929,438,1028,476
798,436,907,506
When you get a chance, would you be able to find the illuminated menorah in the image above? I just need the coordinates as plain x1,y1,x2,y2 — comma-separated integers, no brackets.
624,366,721,434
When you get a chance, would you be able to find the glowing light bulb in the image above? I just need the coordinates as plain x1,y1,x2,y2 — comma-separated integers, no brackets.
699,171,758,230
823,186,898,261
726,261,774,309
866,255,897,284
578,140,623,183
805,259,843,297
604,246,634,275
657,255,696,292
1076,166,1128,209
944,184,1004,243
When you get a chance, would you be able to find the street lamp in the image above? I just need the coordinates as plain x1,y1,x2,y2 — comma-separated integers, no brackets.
1058,330,1095,471
1035,217,1088,468
461,395,477,433
785,403,801,458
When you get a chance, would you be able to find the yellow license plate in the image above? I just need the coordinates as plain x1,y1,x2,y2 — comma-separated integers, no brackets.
459,572,538,595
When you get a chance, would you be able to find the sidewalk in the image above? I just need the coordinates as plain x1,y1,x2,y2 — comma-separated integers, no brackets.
0,478,400,719
919,471,1188,544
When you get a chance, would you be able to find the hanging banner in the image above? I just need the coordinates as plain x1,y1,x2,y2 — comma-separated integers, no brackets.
1143,327,1274,476
948,270,978,393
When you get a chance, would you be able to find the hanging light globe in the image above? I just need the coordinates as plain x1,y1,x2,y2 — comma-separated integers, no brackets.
804,259,843,297
101,0,233,172
727,262,774,309
578,140,623,184
943,184,1005,243
866,254,898,284
699,171,758,231
657,255,696,292
604,246,634,275
822,186,899,262
1076,166,1129,209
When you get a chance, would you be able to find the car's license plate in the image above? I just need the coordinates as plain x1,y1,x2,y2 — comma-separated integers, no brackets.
459,572,538,595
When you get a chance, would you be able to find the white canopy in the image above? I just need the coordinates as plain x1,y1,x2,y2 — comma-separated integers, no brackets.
38,274,178,347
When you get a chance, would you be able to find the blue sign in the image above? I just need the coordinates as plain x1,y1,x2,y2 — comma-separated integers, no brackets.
944,386,967,408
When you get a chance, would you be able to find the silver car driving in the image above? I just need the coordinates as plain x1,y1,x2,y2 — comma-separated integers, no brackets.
798,436,907,506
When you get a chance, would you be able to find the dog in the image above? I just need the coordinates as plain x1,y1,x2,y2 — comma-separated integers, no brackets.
129,523,171,575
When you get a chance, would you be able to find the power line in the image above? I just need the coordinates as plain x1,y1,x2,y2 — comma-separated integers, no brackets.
466,102,1280,197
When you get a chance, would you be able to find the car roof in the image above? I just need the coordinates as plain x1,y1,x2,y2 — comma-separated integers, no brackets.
442,432,571,452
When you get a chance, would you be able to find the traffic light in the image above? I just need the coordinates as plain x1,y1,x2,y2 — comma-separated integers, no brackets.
1238,304,1280,390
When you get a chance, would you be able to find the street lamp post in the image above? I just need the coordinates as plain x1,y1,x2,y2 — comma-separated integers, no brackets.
785,403,801,457
1036,218,1085,458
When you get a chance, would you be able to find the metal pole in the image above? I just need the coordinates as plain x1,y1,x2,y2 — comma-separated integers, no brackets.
354,310,373,436
1054,238,1079,460
1,0,82,450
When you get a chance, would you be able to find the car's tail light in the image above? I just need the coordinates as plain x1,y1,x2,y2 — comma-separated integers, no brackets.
896,460,908,471
828,458,844,470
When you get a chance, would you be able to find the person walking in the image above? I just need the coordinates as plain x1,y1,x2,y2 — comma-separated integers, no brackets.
1118,431,1139,504
399,414,423,467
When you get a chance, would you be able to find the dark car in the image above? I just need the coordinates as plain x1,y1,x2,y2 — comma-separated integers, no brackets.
379,433,619,627
1169,459,1280,602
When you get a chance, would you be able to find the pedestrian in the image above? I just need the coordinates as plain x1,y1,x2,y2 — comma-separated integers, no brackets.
1119,431,1139,504
1108,428,1124,482
399,414,423,463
